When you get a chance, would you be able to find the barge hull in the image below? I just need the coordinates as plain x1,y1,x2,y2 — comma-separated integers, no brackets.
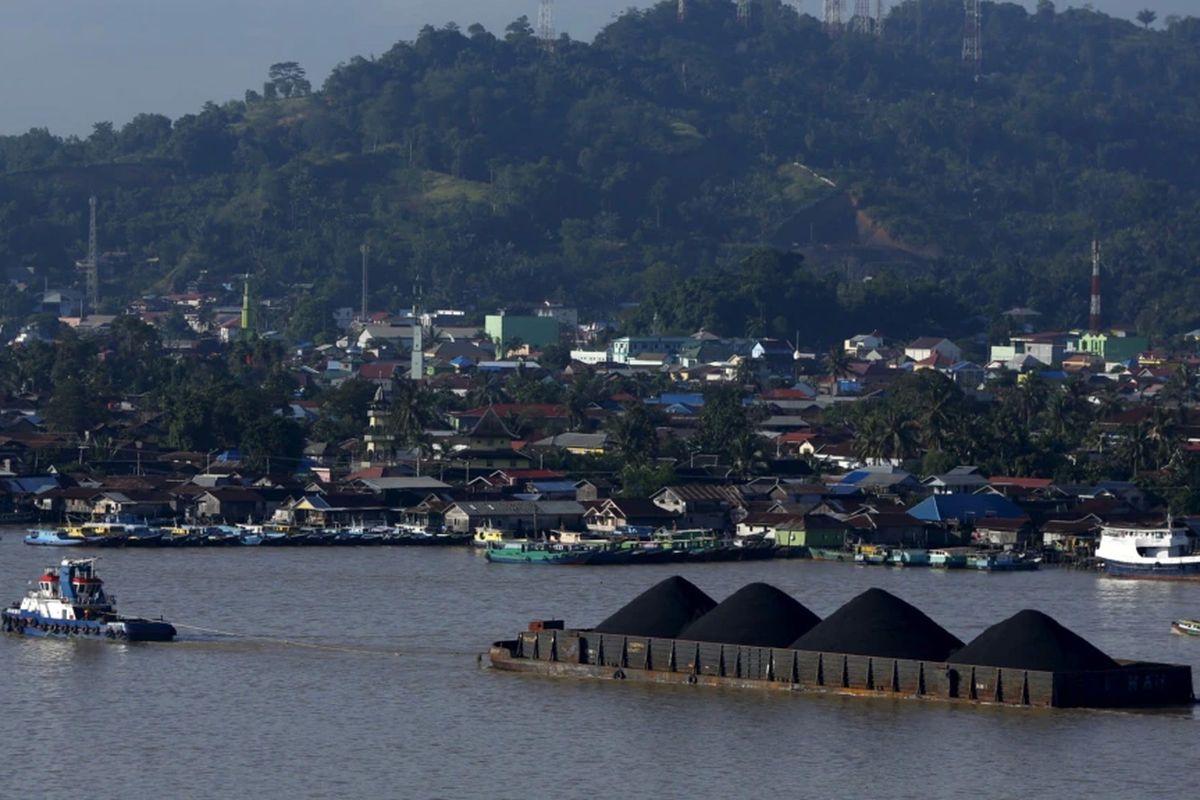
488,629,1195,710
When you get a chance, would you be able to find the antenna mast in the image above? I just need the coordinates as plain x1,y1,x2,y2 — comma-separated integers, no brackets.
824,0,843,34
537,0,556,51
962,0,982,76
86,196,98,315
360,242,370,322
1090,240,1102,333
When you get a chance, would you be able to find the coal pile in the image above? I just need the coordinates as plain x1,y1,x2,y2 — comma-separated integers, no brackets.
790,587,963,661
677,582,821,648
593,576,717,638
950,610,1119,672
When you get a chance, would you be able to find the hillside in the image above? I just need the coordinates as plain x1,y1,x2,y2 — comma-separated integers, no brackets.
0,0,1198,344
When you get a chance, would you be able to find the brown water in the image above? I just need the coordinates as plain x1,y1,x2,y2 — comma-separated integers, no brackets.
1,532,1197,799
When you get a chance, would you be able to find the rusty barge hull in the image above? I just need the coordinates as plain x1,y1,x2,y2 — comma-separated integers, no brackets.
489,628,1195,710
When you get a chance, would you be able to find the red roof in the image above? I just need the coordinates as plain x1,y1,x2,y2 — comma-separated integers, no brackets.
491,469,567,482
459,404,568,419
762,388,815,400
778,431,817,444
987,476,1053,489
357,361,403,380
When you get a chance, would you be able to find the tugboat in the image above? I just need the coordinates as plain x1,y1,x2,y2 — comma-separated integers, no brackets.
1,559,176,642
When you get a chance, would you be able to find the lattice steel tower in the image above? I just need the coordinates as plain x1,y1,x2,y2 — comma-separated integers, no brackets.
537,0,555,51
824,0,843,34
360,242,370,321
85,196,98,314
962,0,982,75
851,0,872,34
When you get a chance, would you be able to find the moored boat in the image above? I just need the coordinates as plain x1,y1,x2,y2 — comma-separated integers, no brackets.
2,558,175,642
484,541,594,564
968,551,1039,571
1096,520,1200,579
929,549,969,569
24,528,85,547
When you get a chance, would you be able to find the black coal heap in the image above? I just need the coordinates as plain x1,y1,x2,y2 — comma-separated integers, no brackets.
593,576,717,638
790,587,963,661
950,609,1119,672
677,582,821,648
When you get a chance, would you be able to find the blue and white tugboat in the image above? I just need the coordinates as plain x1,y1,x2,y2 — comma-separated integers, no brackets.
1095,518,1200,579
1,559,176,642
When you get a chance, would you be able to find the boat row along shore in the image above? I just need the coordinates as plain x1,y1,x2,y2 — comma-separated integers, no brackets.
488,577,1195,709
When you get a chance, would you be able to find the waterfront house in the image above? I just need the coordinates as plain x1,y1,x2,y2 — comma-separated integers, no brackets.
583,498,680,532
195,488,266,522
442,500,584,534
651,485,745,531
772,513,852,549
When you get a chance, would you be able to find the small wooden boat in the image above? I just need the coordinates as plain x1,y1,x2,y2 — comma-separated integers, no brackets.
1170,619,1200,636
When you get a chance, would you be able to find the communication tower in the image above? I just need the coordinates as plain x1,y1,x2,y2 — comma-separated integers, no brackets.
962,0,982,75
85,196,98,314
1089,240,1102,333
851,0,872,34
737,0,752,24
537,0,556,51
823,0,843,34
360,242,370,321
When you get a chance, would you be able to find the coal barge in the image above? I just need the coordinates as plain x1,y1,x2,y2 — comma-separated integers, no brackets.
487,578,1194,710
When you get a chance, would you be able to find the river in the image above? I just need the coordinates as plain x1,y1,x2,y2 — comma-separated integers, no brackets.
0,532,1196,799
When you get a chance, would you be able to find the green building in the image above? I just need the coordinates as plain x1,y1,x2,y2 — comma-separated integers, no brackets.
485,313,560,351
774,515,848,549
1075,330,1148,363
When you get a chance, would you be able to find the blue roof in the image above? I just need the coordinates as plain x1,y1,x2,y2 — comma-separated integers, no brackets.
2,476,59,495
841,469,871,485
528,480,578,493
908,494,1025,523
650,393,705,407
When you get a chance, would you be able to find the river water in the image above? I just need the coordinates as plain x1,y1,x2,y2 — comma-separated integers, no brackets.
1,532,1197,799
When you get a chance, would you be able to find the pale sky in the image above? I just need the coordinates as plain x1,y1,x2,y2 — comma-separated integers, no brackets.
0,1,1190,137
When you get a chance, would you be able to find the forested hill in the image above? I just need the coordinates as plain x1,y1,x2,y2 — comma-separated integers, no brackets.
1,0,1198,344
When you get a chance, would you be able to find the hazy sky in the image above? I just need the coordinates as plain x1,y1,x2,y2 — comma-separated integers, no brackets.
0,1,1190,137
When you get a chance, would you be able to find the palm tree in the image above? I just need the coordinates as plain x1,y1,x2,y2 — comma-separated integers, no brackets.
386,380,440,467
824,345,851,383
605,403,660,466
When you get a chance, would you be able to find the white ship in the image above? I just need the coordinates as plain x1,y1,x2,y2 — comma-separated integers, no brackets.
1095,519,1200,579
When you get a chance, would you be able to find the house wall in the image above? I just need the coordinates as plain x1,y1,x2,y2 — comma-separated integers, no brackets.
485,315,561,349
